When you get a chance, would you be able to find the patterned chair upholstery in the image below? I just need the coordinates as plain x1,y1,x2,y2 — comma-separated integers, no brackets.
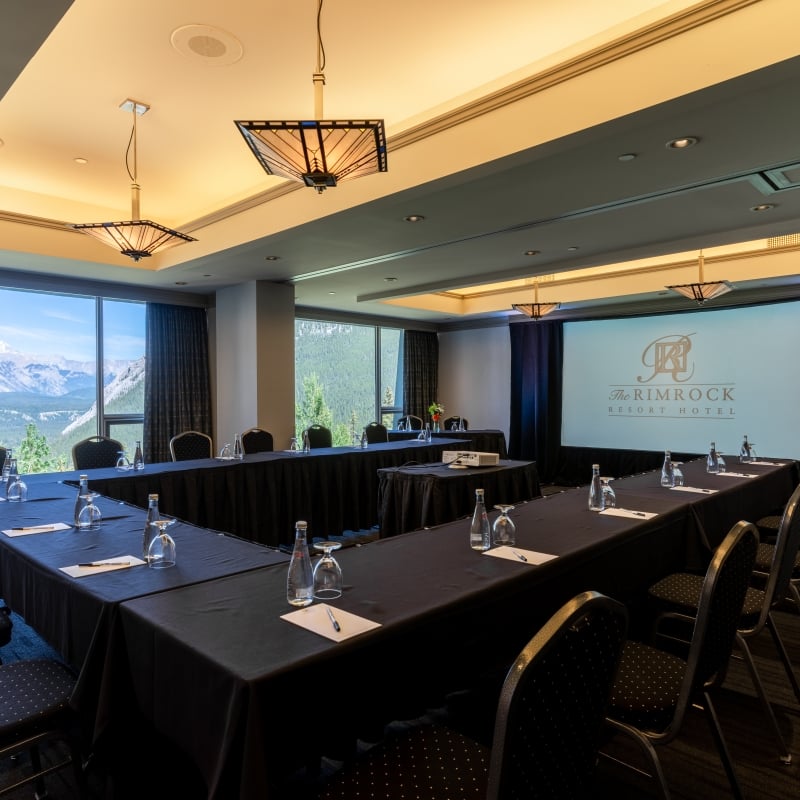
363,422,388,444
304,425,332,449
241,428,274,454
316,591,628,800
72,435,124,470
169,430,213,461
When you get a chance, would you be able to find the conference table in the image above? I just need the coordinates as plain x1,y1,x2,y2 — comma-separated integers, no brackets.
387,428,508,458
86,455,797,800
76,438,470,549
376,458,540,537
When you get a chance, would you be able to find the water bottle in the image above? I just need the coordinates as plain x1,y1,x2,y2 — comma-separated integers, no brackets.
142,493,161,560
588,464,604,511
1,448,13,483
286,520,314,607
233,433,244,460
360,429,368,449
707,442,720,474
469,488,491,551
424,422,432,443
739,435,753,463
133,440,145,470
302,430,311,453
74,474,90,527
661,450,675,488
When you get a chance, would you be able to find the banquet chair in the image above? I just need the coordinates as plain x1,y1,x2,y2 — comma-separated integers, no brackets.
0,658,88,799
602,520,758,800
648,482,800,764
71,435,124,470
444,415,469,430
397,415,423,431
363,421,388,444
304,424,332,449
316,590,628,800
169,430,213,461
241,428,274,454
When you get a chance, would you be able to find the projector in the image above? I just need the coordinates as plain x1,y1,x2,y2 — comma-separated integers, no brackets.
442,450,500,467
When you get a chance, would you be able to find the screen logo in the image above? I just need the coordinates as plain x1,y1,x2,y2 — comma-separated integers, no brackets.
638,333,694,383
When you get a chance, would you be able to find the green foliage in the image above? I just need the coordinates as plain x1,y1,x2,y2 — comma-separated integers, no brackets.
16,422,56,474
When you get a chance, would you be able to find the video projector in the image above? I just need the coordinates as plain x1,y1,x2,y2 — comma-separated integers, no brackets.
442,450,500,468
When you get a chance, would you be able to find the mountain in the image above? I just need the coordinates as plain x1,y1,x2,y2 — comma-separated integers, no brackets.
0,339,96,395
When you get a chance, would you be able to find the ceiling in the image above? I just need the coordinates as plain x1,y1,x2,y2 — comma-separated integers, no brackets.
1,0,800,326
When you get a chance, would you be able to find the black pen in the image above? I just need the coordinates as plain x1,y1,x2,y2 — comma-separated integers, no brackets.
325,605,341,632
630,511,647,517
511,549,528,562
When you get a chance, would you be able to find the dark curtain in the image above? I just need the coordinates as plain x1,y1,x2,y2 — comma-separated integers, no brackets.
403,330,438,419
508,320,563,483
144,303,212,465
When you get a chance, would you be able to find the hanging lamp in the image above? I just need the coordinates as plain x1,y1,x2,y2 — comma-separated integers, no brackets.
234,0,387,193
512,280,561,320
666,250,733,304
74,99,196,261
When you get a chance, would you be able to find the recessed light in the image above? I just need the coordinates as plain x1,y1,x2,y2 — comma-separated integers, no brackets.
523,250,539,257
74,157,88,165
384,276,398,282
666,136,699,150
265,255,280,261
567,246,579,252
617,153,637,162
175,281,188,285
750,203,775,212
328,291,336,295
404,214,425,223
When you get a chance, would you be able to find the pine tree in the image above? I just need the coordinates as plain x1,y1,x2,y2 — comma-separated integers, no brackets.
17,422,55,474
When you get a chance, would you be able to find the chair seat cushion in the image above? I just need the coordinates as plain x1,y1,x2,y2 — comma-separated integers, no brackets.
608,641,686,732
317,724,488,800
754,542,800,575
649,573,764,626
0,659,75,741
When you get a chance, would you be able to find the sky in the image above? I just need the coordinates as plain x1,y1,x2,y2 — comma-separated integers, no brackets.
0,288,145,362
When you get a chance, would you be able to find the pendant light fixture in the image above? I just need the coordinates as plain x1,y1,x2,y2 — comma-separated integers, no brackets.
74,99,196,261
234,0,387,193
666,250,733,304
512,280,561,320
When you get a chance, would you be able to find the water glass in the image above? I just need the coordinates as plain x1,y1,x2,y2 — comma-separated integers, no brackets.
76,492,102,528
313,541,343,599
219,443,232,459
672,462,684,486
600,477,616,508
147,520,177,568
492,505,516,546
6,475,27,502
116,451,131,471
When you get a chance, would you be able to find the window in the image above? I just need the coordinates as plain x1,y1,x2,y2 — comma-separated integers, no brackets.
0,288,145,472
295,319,403,444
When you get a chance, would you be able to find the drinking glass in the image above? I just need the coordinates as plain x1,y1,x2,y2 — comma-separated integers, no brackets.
600,477,616,508
116,450,131,471
492,504,516,546
6,474,27,503
147,519,177,568
313,541,343,599
289,436,298,452
219,443,232,459
77,492,102,528
672,462,684,486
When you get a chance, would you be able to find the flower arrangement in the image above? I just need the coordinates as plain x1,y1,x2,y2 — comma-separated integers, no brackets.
428,402,444,420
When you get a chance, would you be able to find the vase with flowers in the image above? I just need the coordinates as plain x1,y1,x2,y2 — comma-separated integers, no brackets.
428,402,444,433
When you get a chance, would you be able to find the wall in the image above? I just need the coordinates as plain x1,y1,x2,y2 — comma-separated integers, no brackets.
438,324,511,445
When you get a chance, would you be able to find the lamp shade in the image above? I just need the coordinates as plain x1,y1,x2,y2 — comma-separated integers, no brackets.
666,251,733,305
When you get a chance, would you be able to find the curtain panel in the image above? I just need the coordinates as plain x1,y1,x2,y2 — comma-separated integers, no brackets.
402,330,439,421
144,303,212,464
508,320,563,483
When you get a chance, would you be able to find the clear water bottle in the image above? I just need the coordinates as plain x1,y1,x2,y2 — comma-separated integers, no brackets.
74,474,90,527
739,435,753,463
707,442,720,474
588,464,604,511
1,448,13,484
133,440,145,470
469,488,491,551
233,433,244,460
286,520,314,607
661,450,675,488
424,422,432,443
360,429,368,449
302,430,311,454
142,493,161,560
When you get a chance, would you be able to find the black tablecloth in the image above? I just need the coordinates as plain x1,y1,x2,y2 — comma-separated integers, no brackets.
387,429,508,458
376,459,540,536
94,456,798,800
69,439,465,548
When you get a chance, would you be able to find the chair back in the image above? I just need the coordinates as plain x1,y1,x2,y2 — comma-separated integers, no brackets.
444,416,469,430
305,424,332,449
398,415,423,431
241,428,274,454
681,521,758,704
363,421,388,444
169,430,213,461
72,435,124,469
756,482,800,624
487,591,628,800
